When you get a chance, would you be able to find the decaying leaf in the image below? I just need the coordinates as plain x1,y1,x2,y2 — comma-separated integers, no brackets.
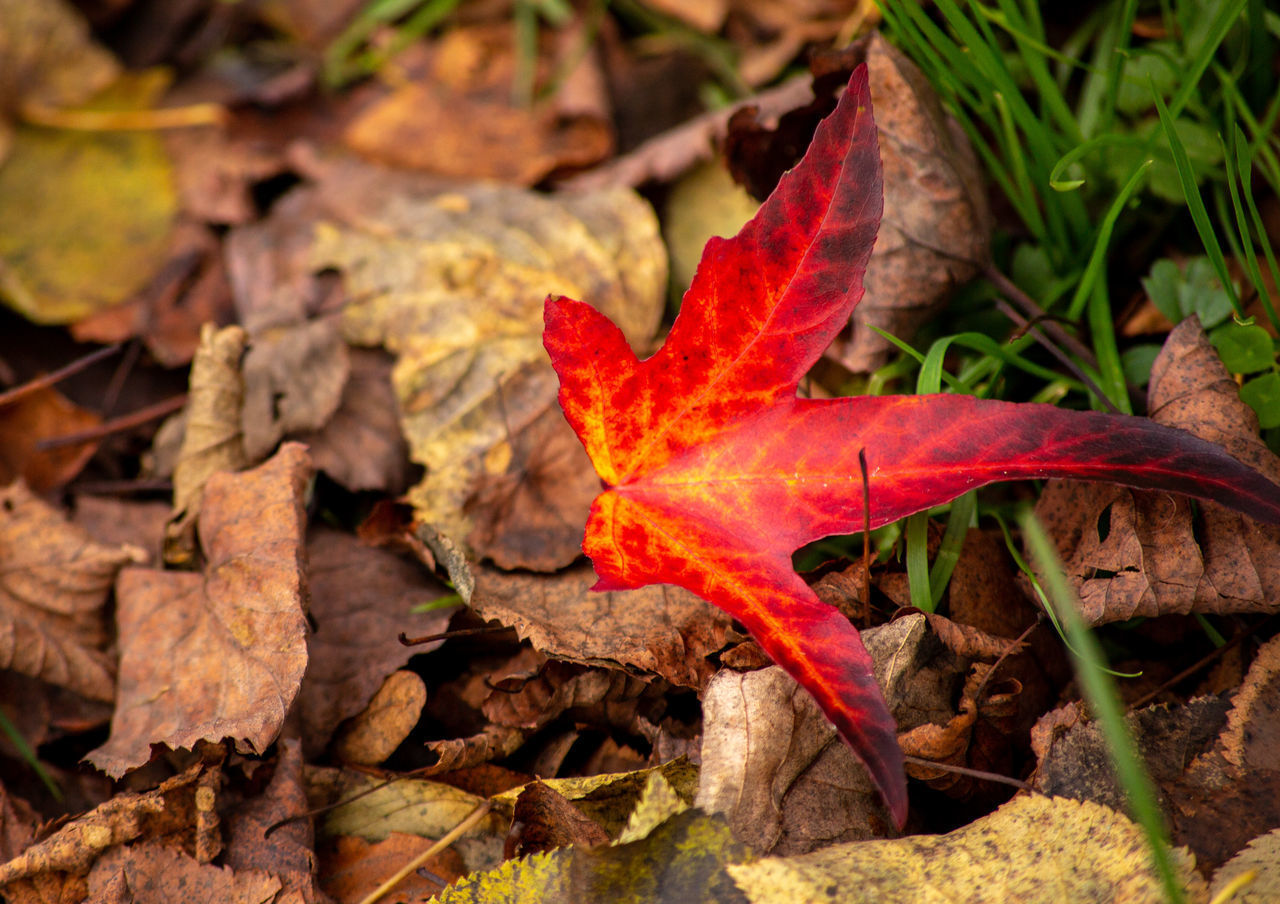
725,794,1206,904
299,526,455,758
696,614,972,853
0,482,144,701
1037,318,1280,623
1210,827,1280,904
469,562,733,690
0,764,202,886
319,166,666,569
319,832,466,904
505,782,611,859
0,71,178,323
89,444,312,777
87,842,282,904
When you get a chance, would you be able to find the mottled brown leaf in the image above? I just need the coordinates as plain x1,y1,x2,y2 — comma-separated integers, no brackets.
298,526,454,757
87,842,281,904
0,482,143,701
88,444,311,777
0,385,99,492
1037,319,1280,623
470,562,733,689
332,670,426,766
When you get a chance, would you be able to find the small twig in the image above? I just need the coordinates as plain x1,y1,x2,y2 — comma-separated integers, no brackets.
36,394,187,449
101,340,142,416
356,801,493,904
0,343,123,408
983,264,1099,366
20,100,227,131
1126,616,1270,711
901,754,1032,792
399,625,513,647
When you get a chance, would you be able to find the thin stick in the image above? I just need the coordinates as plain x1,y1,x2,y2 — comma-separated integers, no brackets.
1126,616,1269,711
901,754,1032,792
983,263,1099,366
399,625,513,646
356,801,493,904
36,394,187,449
0,344,122,408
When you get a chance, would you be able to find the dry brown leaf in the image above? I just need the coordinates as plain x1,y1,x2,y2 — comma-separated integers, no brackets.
332,670,427,767
470,562,733,689
342,24,612,184
0,764,202,887
0,482,144,701
163,322,249,566
1036,318,1280,623
297,348,412,494
505,781,611,859
726,794,1207,904
87,842,282,904
88,444,312,777
1210,828,1280,904
298,526,455,757
72,495,168,565
0,385,99,491
321,167,665,568
225,739,323,904
464,406,600,571
318,832,466,904
697,614,969,853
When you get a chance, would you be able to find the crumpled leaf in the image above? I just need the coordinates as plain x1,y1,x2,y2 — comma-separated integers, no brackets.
696,614,970,853
0,70,177,324
323,173,665,569
1036,318,1280,623
469,562,733,690
224,739,325,904
0,764,202,886
505,781,612,859
319,832,466,904
164,322,249,566
87,842,282,904
299,526,455,758
725,794,1206,904
88,444,312,777
1033,631,1280,874
0,482,144,701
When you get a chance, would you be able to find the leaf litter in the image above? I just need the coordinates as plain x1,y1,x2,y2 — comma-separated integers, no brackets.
1,5,1280,903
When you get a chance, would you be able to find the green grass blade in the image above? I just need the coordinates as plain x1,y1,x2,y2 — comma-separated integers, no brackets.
1021,511,1188,904
930,491,976,607
1066,158,1152,322
1152,85,1244,316
905,511,934,612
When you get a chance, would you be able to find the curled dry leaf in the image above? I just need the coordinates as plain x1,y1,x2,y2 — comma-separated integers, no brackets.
1036,318,1280,623
0,764,202,886
725,795,1206,904
0,482,144,701
505,781,611,859
322,172,666,569
299,526,455,758
88,444,312,778
470,562,733,690
164,322,249,566
332,670,427,767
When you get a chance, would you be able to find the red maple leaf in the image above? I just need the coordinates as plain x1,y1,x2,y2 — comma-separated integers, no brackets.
543,66,1280,827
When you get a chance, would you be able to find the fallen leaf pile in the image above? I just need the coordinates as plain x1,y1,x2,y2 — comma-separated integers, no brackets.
2,3,1280,903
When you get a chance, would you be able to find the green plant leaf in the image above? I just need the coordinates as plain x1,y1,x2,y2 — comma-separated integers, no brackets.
1240,372,1280,429
1210,323,1275,374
